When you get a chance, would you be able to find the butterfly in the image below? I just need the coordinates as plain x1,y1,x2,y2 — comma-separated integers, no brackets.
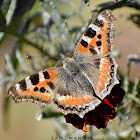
8,9,119,119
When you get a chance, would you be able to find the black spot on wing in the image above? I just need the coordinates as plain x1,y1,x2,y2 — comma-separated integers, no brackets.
94,19,104,27
111,65,114,71
107,85,110,91
89,47,97,54
59,105,64,109
110,57,113,64
34,87,38,91
81,39,88,48
98,47,101,51
29,73,39,85
72,107,78,112
107,38,111,44
43,71,50,79
109,79,113,85
107,32,110,38
110,72,114,78
40,87,46,93
18,79,27,91
66,107,71,111
47,82,55,90
84,28,96,38
54,101,58,105
96,41,102,46
97,34,102,39
94,59,101,68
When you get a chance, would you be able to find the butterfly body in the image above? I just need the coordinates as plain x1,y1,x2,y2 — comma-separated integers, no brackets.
8,9,119,118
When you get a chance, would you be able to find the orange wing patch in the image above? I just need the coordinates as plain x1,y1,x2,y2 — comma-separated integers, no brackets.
60,95,93,105
47,70,57,79
78,44,88,53
97,58,109,91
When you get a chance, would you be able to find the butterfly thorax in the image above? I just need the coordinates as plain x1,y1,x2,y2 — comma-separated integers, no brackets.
62,57,79,76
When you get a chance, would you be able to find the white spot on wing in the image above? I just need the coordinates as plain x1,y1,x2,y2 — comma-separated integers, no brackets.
25,76,32,89
82,35,91,44
38,72,45,82
15,83,22,92
55,94,66,100
78,112,84,118
89,24,100,33
98,15,105,22
94,47,100,53
46,87,53,94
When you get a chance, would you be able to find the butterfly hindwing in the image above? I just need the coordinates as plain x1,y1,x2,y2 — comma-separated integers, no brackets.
54,70,101,118
8,67,62,105
77,55,119,100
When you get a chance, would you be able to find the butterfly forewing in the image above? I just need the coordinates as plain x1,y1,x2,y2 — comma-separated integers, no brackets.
8,67,63,105
74,9,116,57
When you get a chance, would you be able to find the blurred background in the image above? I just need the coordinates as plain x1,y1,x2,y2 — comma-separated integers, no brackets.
0,0,140,139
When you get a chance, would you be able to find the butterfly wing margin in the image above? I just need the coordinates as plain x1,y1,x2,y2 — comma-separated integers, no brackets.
8,67,63,106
